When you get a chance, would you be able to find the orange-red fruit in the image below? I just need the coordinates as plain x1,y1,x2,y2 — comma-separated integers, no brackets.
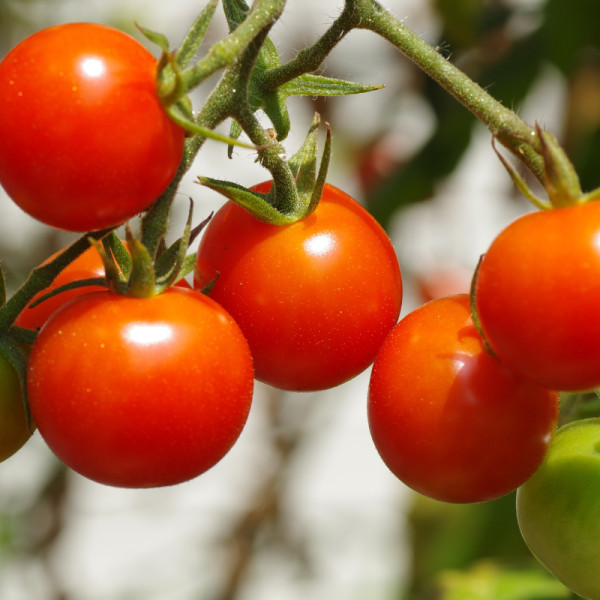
195,182,402,392
368,295,559,504
27,288,254,488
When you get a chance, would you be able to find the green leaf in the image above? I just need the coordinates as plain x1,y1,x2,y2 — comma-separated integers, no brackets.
135,23,171,53
438,561,570,600
175,0,219,69
279,74,384,97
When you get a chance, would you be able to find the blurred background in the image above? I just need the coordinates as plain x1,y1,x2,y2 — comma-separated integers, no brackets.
0,0,599,597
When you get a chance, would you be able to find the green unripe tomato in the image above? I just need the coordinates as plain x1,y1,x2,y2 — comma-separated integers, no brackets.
517,418,600,600
0,352,31,461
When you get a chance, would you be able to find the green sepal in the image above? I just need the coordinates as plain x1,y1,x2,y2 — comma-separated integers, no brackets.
103,232,132,279
536,124,583,208
223,0,250,32
126,225,156,298
154,201,194,294
469,255,498,358
197,177,296,224
7,326,37,346
228,120,243,159
492,137,552,211
0,336,35,433
175,0,219,69
168,102,262,149
306,122,332,218
135,23,171,53
88,238,128,295
28,278,108,310
279,74,385,97
0,264,6,306
155,212,213,281
200,274,219,296
289,113,319,189
157,254,197,288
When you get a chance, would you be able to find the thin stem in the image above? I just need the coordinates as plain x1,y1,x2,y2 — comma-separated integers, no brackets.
352,0,545,184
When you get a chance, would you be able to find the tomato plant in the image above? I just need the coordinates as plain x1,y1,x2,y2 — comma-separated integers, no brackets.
0,352,31,462
27,287,254,488
476,201,600,392
194,181,402,392
368,294,559,504
16,244,190,331
517,418,600,600
0,23,185,232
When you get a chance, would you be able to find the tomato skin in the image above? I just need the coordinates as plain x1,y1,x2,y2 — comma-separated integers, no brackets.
476,202,600,391
194,182,402,392
517,419,600,600
0,23,185,232
0,353,31,462
368,295,558,504
16,245,191,331
27,288,254,488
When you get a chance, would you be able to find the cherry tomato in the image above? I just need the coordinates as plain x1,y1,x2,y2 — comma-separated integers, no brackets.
517,418,600,599
194,182,402,392
476,201,600,391
0,23,185,232
368,294,559,504
0,352,31,462
27,288,254,488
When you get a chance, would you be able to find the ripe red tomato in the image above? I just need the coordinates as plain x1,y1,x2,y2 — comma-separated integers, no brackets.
16,244,191,331
476,201,600,391
368,294,559,504
0,352,31,462
27,288,254,488
0,23,185,232
194,182,402,392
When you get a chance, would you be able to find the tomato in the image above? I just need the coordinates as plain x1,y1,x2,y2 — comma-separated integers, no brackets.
0,23,185,232
368,294,559,504
16,244,191,331
517,418,600,599
476,201,600,391
0,352,31,462
194,182,402,392
27,287,254,488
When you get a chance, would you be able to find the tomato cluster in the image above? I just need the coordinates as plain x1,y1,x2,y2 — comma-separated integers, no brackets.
0,17,598,600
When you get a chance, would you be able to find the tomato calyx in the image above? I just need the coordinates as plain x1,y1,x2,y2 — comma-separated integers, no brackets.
198,113,332,225
493,122,600,210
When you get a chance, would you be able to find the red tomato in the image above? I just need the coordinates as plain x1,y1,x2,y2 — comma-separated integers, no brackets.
195,182,402,392
0,23,185,232
16,244,191,331
368,294,558,504
27,288,254,488
476,201,600,391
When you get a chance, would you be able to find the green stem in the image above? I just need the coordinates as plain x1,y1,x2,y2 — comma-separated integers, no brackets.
180,0,286,91
352,0,545,184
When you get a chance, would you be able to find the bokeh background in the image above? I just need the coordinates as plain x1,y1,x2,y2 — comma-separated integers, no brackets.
0,0,599,598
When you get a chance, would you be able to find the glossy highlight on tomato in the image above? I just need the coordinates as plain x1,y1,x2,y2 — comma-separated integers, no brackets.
368,294,558,504
27,288,254,488
0,23,185,232
476,201,600,392
195,182,402,392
